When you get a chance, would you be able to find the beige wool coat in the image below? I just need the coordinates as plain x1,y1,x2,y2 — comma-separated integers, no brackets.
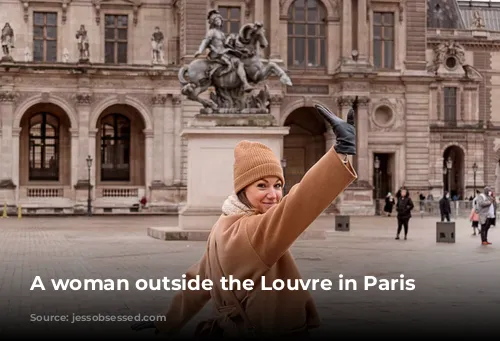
155,147,357,337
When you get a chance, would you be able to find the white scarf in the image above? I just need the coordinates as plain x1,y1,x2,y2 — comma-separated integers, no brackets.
221,193,254,216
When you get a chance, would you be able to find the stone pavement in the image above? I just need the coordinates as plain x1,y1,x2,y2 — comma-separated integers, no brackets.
0,215,499,337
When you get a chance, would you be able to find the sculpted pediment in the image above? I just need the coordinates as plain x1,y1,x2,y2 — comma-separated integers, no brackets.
19,0,73,23
429,41,481,81
92,0,143,25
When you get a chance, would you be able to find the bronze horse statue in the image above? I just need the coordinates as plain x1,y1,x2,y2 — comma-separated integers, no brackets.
178,23,292,111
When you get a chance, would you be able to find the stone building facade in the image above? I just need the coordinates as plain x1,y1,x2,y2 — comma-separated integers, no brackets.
0,0,500,215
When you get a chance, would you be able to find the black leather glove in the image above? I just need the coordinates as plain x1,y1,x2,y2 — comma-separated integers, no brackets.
131,321,159,334
314,104,356,155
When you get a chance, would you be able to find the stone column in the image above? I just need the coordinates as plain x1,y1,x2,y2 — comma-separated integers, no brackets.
341,0,352,60
144,129,154,198
151,94,167,184
11,128,21,203
163,95,175,185
324,130,335,150
172,95,183,185
0,91,16,182
356,96,370,182
357,0,368,60
75,93,92,182
70,128,79,188
269,0,281,60
88,129,97,199
269,94,283,123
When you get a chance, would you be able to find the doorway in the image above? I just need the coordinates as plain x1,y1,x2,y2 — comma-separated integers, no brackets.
373,153,394,199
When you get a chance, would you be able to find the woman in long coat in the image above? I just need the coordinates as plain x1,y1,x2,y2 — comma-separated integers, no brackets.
132,104,357,338
384,192,395,216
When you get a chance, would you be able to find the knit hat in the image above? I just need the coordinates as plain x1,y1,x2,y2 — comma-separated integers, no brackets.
233,140,284,193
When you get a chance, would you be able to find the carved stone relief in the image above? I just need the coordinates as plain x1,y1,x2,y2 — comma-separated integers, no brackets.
341,82,370,92
0,91,19,102
21,0,72,24
372,84,405,94
369,98,405,132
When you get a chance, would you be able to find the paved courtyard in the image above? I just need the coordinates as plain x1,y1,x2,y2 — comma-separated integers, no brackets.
1,215,499,337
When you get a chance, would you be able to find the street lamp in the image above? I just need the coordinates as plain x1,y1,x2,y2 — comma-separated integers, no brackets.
86,155,93,216
446,157,452,195
472,162,478,196
374,156,380,215
280,159,287,195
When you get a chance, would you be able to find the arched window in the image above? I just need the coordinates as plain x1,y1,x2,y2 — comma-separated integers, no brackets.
287,0,326,69
100,114,131,181
29,113,60,181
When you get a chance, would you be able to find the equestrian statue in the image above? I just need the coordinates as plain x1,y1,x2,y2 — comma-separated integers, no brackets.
178,9,292,114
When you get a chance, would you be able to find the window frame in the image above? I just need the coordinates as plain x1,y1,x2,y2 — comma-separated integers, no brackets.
28,112,60,182
217,5,242,34
286,0,327,71
104,13,129,64
99,113,131,182
443,86,458,126
372,11,395,70
32,11,58,62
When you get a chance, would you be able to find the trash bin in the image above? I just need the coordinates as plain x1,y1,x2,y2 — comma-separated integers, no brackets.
335,215,350,232
436,221,455,243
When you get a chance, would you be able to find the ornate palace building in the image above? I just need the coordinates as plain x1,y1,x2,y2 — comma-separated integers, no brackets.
1,0,500,215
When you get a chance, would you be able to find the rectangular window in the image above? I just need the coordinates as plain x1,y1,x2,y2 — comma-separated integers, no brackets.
104,14,128,64
219,6,241,34
373,12,394,69
443,87,457,126
33,12,57,62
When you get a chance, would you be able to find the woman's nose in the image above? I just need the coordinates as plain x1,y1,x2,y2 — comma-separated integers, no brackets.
266,189,279,200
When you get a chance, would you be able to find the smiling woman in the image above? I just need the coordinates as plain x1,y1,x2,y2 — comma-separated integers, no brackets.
132,104,358,338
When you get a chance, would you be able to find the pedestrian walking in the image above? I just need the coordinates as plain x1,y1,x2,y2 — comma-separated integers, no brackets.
383,192,395,217
477,186,494,245
439,191,451,222
131,104,357,338
395,187,414,240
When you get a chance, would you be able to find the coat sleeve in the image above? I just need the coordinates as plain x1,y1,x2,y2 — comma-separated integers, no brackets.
246,147,357,267
154,253,211,335
478,195,492,208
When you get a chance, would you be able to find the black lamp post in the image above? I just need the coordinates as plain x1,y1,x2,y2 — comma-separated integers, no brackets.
374,156,380,215
446,157,453,196
281,158,287,195
86,155,93,216
472,162,478,196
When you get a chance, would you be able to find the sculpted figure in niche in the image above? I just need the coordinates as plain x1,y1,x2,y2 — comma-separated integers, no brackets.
1,23,14,60
151,26,165,64
76,24,90,61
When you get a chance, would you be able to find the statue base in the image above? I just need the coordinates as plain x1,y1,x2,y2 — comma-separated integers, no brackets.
153,116,289,239
338,180,376,216
189,113,277,127
78,58,90,64
1,55,14,63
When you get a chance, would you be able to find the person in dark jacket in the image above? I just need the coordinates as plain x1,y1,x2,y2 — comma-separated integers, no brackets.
439,191,451,222
396,187,414,240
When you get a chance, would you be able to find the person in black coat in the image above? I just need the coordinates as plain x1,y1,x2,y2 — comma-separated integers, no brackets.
396,187,414,240
439,192,451,222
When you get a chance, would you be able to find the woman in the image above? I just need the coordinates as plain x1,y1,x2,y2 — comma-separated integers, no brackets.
395,187,414,240
131,104,357,338
383,192,395,217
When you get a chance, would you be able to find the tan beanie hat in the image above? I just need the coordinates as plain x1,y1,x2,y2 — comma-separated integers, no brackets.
233,140,285,193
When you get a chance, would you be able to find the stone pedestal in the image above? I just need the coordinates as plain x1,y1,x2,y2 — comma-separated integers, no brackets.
338,180,375,215
0,179,16,206
178,114,289,231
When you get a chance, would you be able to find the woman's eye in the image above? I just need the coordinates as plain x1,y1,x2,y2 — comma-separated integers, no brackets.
275,184,282,189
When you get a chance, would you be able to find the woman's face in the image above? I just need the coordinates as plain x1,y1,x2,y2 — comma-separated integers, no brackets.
244,176,283,214
401,189,407,197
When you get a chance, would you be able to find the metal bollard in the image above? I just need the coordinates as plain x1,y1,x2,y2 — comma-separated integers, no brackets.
335,215,350,232
436,221,455,243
